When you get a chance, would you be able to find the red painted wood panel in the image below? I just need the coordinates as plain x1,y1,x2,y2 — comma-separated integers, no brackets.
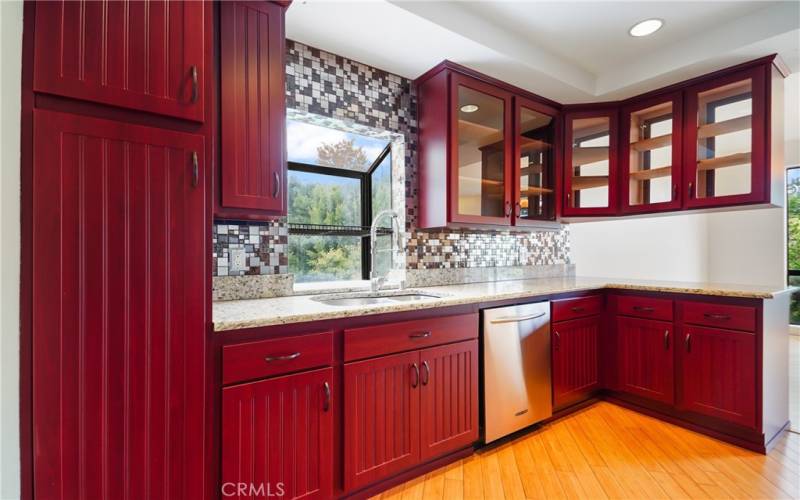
679,326,756,429
343,351,420,492
219,0,286,215
221,367,334,500
616,294,674,321
222,331,334,385
681,301,756,332
419,340,479,460
34,0,205,121
552,316,600,408
344,313,478,362
617,316,674,405
552,295,604,322
32,110,206,500
416,68,449,229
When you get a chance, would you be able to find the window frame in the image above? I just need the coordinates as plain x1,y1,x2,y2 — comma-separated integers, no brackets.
287,143,392,281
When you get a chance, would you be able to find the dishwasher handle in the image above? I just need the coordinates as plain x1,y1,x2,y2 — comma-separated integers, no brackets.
489,311,547,324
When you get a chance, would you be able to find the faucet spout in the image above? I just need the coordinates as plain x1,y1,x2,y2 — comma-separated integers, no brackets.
369,209,404,292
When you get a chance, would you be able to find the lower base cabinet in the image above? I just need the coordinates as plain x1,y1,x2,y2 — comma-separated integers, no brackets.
344,340,478,492
552,316,601,408
679,325,756,429
617,316,674,405
222,367,334,500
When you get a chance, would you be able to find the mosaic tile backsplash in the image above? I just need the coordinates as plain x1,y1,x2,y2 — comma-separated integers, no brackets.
212,40,571,282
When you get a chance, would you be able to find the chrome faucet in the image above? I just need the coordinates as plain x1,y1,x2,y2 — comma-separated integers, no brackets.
369,209,404,292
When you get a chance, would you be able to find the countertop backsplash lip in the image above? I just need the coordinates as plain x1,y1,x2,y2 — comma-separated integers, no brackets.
212,275,793,332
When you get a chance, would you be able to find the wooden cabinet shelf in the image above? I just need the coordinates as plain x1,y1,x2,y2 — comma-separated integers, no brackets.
572,146,609,165
629,166,672,181
522,186,554,195
697,151,752,170
631,134,671,152
697,114,751,139
572,175,609,190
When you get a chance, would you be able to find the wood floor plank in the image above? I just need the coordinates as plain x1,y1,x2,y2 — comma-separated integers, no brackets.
376,403,800,500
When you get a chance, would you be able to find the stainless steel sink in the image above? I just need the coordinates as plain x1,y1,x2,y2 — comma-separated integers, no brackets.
311,291,442,307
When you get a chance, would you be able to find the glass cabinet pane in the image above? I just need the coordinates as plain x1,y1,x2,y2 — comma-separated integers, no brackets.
569,117,610,209
457,85,505,217
695,78,753,199
517,106,555,219
628,102,674,206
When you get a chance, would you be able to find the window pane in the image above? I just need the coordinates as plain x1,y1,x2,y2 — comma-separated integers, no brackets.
289,235,362,283
287,120,390,172
371,153,392,219
288,170,361,226
373,233,393,279
788,167,800,324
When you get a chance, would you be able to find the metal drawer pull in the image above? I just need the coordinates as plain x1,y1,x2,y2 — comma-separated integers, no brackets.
490,312,547,324
554,331,561,351
191,152,199,188
322,382,331,412
664,330,670,350
264,352,301,362
632,306,655,312
411,363,419,388
421,361,430,386
190,65,198,103
570,306,585,312
409,331,432,339
703,313,731,320
685,334,692,353
273,172,280,198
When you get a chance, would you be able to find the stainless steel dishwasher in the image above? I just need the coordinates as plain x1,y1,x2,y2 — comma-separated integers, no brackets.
482,301,552,443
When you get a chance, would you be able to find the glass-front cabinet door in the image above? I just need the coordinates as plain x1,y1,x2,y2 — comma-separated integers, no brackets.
449,73,513,225
621,92,682,213
563,110,618,216
514,98,559,223
684,66,767,208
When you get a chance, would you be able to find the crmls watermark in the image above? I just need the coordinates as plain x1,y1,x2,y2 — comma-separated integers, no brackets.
221,482,286,497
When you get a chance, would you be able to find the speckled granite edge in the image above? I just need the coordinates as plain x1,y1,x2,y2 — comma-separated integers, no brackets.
212,274,294,301
603,283,778,299
404,263,575,287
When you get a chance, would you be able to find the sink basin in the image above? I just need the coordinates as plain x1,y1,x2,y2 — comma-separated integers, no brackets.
312,291,442,307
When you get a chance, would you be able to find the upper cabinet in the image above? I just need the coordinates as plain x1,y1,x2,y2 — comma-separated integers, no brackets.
417,62,560,228
34,0,206,122
563,109,618,216
620,92,683,214
217,0,288,219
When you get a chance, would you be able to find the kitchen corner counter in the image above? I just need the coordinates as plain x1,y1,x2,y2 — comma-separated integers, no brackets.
212,276,793,332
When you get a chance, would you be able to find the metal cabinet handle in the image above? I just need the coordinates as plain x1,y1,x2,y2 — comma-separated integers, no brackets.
554,331,560,351
571,306,585,313
664,330,670,350
409,331,432,339
673,184,678,200
272,172,280,198
685,334,692,353
264,352,301,362
633,306,655,312
322,382,331,412
505,200,512,217
421,361,430,386
515,202,521,217
190,65,198,103
191,151,199,188
411,363,419,388
489,312,547,324
703,313,731,321
688,181,693,199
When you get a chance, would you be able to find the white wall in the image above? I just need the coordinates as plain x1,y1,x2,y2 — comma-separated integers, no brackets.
573,72,800,287
0,2,22,499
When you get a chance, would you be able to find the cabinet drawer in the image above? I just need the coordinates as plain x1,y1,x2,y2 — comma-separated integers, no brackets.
223,331,334,385
616,295,673,321
344,313,478,362
552,295,604,322
681,301,756,332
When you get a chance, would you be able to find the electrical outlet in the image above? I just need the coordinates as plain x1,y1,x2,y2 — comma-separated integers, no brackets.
230,248,247,272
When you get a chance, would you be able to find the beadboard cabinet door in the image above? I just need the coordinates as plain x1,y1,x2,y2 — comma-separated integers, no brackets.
617,316,674,405
343,351,421,492
219,0,287,217
34,0,206,121
419,340,479,460
32,110,206,500
552,316,601,408
222,368,334,500
679,326,756,429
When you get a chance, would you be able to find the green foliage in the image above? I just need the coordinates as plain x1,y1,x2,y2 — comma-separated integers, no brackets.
316,139,369,170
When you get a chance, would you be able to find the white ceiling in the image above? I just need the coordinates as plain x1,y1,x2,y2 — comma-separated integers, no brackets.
286,0,800,104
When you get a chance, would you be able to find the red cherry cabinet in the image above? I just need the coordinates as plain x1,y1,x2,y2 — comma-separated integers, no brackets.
620,92,683,214
616,316,674,405
679,326,757,429
218,0,287,218
551,316,601,408
222,367,334,500
32,110,207,500
563,109,619,216
33,0,206,122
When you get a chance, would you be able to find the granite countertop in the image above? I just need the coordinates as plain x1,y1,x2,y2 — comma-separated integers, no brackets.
212,276,793,332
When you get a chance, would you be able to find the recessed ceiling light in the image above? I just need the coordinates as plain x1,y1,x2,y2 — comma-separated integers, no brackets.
460,104,479,113
629,18,663,37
